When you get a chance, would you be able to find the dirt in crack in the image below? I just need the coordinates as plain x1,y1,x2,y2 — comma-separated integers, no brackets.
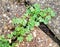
39,22,60,46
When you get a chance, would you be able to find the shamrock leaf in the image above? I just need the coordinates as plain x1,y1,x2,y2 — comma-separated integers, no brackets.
50,11,56,17
7,33,13,39
15,26,20,31
40,12,46,17
12,31,16,36
35,22,40,26
44,16,51,24
33,3,40,14
47,7,52,12
28,20,35,30
25,27,30,33
20,18,27,26
12,17,20,24
45,15,51,21
26,34,33,41
37,16,44,22
20,30,26,36
33,3,40,10
17,36,24,42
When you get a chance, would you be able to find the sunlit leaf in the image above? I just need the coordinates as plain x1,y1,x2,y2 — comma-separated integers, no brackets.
7,33,13,39
26,34,33,41
35,22,40,26
30,7,35,12
17,36,24,42
51,11,56,17
15,26,20,31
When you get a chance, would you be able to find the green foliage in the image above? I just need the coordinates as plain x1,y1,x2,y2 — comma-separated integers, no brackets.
8,33,13,39
11,43,18,47
12,18,27,26
0,35,11,47
12,17,20,24
26,34,33,41
0,3,56,47
11,3,56,43
17,36,24,42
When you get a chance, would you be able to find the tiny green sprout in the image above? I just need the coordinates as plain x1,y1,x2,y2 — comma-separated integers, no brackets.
17,36,24,42
26,34,33,41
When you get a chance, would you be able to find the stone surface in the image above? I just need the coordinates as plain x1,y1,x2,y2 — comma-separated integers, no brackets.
0,0,26,35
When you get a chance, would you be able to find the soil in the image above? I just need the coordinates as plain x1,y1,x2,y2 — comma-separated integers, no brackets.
0,0,60,47
19,27,59,47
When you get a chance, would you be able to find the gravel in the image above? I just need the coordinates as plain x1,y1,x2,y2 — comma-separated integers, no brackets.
0,0,26,35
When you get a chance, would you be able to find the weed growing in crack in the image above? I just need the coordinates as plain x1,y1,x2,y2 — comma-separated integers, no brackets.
0,3,56,47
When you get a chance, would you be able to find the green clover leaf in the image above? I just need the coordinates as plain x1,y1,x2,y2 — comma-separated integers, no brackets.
26,34,33,41
17,36,24,42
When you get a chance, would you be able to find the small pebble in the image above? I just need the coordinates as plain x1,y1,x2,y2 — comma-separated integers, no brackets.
27,43,29,47
8,39,11,43
22,43,24,46
6,16,9,19
8,25,14,30
8,30,10,32
4,25,8,30
3,14,7,17
7,6,10,9
58,27,60,29
1,22,3,23
22,41,25,45
16,5,18,8
2,19,3,20
40,44,43,46
54,29,59,34
7,17,10,20
49,21,51,24
37,0,39,2
9,20,12,23
33,31,36,37
49,43,52,46
37,37,43,43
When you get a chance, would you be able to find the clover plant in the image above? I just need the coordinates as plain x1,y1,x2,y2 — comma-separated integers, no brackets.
9,3,56,43
0,35,11,47
0,3,56,47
